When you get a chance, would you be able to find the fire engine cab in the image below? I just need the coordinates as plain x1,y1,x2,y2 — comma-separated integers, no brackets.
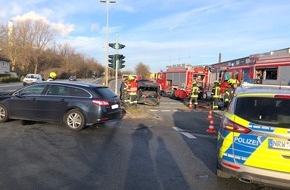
153,64,211,100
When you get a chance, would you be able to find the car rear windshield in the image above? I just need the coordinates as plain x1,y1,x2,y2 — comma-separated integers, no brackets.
93,87,117,100
235,97,290,128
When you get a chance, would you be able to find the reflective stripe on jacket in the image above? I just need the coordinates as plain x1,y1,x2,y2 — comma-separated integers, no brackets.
191,86,200,98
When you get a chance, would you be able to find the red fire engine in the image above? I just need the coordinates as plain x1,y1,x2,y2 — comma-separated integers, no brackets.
217,48,290,95
153,64,211,100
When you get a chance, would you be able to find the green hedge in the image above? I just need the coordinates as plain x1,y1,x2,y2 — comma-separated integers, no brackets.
0,76,21,83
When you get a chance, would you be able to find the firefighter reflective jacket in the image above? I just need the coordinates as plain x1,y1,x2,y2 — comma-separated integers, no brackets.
224,86,235,103
191,86,200,98
211,85,221,98
127,81,138,95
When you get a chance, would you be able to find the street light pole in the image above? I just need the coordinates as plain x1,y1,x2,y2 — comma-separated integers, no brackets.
100,0,116,86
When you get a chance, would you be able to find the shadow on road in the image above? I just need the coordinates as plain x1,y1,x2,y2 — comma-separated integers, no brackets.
171,110,221,175
124,123,191,190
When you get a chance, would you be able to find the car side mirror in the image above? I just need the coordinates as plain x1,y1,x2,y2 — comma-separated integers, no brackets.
13,91,21,97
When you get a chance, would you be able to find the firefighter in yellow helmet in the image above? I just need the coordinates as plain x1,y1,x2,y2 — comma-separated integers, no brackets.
47,72,57,81
224,79,239,108
127,75,134,81
189,81,200,109
126,75,138,105
211,80,221,110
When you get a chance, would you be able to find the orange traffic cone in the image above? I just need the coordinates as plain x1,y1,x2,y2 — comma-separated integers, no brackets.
207,119,216,134
207,109,213,120
189,102,193,109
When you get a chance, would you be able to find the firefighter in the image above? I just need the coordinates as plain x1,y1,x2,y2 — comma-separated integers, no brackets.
189,81,200,109
211,80,220,110
127,75,138,105
47,72,57,81
120,77,129,101
224,79,239,108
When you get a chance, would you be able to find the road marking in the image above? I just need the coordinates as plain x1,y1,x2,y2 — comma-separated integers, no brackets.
172,127,196,139
172,127,217,139
172,127,183,132
149,109,191,112
181,132,197,139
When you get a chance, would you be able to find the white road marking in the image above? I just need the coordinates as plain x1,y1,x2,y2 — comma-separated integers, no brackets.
181,132,197,139
172,127,197,139
172,127,183,132
149,109,191,112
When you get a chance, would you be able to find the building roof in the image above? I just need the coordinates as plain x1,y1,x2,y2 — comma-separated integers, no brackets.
0,54,10,62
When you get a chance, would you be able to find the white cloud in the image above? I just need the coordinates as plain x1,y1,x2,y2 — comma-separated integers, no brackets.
12,11,74,36
52,22,74,36
13,11,49,23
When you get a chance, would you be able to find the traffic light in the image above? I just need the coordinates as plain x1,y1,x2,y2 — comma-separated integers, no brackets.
108,54,116,69
117,43,125,49
108,54,125,69
109,43,116,49
108,43,125,50
116,54,125,69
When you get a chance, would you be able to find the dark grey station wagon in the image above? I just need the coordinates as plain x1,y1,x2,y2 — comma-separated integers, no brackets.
0,81,121,131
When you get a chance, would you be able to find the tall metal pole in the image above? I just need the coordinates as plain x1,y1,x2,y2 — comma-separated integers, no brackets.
115,34,119,94
100,0,116,86
105,1,109,86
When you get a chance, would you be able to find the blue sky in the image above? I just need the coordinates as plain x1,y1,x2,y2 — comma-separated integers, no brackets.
1,0,290,73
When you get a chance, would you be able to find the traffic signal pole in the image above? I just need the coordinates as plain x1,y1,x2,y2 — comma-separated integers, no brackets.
108,37,125,95
115,34,119,94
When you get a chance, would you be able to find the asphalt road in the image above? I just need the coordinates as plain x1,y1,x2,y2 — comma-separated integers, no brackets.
0,80,283,190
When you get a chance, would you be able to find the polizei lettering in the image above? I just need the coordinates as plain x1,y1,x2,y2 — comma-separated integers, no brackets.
234,137,260,146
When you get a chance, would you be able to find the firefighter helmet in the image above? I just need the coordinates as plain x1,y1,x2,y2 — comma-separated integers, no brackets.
214,80,220,85
128,75,135,80
229,79,238,85
49,72,57,79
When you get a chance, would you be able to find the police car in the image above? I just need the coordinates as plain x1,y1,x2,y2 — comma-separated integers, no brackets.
217,83,290,189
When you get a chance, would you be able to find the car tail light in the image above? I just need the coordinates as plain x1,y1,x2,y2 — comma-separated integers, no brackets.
101,117,109,121
92,100,110,106
223,117,251,134
221,161,240,170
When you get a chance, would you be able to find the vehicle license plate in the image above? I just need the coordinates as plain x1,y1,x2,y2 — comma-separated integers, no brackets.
111,104,119,109
268,139,290,150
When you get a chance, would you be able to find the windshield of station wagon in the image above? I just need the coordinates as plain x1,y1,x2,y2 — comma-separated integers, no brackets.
235,97,290,128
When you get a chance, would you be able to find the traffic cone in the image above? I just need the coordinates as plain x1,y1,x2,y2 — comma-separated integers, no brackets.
207,119,216,134
189,102,193,109
207,109,213,120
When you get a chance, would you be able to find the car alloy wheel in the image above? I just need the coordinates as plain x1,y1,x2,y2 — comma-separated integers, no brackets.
0,104,9,122
64,109,85,131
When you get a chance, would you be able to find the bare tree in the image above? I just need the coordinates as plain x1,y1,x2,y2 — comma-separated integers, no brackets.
135,62,151,79
28,19,55,73
0,22,23,73
8,19,55,74
0,19,105,79
58,42,75,72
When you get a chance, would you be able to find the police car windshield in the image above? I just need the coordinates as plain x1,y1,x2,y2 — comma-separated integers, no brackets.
235,97,290,128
